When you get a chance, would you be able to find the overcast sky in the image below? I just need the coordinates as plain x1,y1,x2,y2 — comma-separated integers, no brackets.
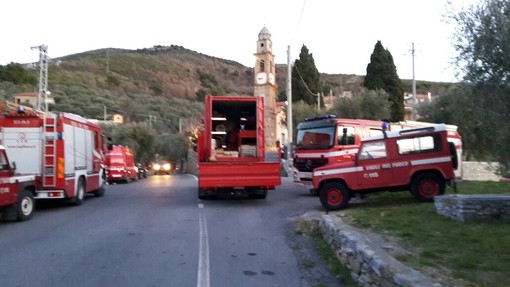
1,0,476,82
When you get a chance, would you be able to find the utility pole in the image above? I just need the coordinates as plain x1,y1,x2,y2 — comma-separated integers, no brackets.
286,45,293,165
31,45,49,111
411,42,417,121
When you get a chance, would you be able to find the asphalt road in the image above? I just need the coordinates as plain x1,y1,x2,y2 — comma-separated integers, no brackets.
0,174,343,287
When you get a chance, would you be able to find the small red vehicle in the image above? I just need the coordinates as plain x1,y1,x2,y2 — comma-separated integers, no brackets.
312,124,458,211
105,145,138,183
0,145,36,221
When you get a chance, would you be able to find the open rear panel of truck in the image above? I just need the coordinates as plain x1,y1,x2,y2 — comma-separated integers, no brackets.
198,95,281,192
203,95,265,162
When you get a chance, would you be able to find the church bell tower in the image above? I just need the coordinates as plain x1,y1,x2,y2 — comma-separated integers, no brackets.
254,26,278,154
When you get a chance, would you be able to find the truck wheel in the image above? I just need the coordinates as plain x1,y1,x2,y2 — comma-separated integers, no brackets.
319,182,350,211
71,178,85,206
248,189,267,199
411,173,445,202
198,188,209,200
94,181,106,197
449,142,459,169
94,171,106,197
16,189,35,221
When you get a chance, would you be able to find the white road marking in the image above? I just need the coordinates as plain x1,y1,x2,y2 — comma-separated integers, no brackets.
197,204,210,287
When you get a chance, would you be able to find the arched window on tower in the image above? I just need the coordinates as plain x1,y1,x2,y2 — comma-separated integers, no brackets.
259,60,265,72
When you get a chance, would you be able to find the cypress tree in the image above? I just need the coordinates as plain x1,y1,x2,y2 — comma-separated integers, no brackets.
292,45,321,105
364,41,404,121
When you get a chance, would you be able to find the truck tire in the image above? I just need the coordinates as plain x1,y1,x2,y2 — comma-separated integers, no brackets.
94,180,106,197
71,177,85,206
411,173,445,202
198,188,209,200
16,188,35,221
449,142,459,169
248,189,267,199
319,182,350,211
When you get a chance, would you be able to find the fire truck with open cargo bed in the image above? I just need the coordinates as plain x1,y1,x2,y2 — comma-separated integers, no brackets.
0,102,106,205
293,115,463,193
196,95,281,199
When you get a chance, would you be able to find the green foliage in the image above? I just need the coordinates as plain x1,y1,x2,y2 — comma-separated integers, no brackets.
341,181,510,287
292,45,321,105
364,41,404,121
103,123,156,164
327,88,391,120
291,101,322,141
444,0,510,168
417,84,482,159
149,84,163,95
197,69,218,88
106,75,120,87
0,63,37,85
155,133,189,163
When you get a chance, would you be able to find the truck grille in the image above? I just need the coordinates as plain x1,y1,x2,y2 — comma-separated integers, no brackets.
294,158,328,172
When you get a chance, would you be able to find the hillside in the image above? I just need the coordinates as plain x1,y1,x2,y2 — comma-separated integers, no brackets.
0,45,452,133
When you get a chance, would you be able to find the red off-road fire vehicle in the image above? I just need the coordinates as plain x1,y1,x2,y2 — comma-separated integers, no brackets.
312,124,458,211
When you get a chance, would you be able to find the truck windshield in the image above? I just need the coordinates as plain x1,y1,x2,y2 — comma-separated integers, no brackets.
296,126,335,150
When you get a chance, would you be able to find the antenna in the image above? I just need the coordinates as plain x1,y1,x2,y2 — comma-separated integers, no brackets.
411,42,417,121
31,45,49,111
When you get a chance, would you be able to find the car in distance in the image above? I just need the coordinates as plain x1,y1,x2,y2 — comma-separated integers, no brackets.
152,161,172,175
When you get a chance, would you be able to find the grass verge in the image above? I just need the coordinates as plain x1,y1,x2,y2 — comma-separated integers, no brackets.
338,181,510,287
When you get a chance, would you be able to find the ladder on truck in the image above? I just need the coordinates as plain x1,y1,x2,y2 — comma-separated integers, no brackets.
43,113,58,187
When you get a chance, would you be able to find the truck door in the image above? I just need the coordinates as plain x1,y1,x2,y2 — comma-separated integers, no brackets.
356,140,394,189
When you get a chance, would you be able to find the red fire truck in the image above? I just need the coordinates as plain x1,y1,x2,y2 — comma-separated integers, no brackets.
313,124,458,210
0,145,36,221
196,95,281,199
0,102,106,205
293,115,462,193
105,145,138,183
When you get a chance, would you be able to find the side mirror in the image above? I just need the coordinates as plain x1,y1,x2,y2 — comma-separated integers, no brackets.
11,161,16,172
107,143,113,151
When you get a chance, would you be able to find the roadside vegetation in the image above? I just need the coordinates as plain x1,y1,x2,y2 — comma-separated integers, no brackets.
337,181,510,287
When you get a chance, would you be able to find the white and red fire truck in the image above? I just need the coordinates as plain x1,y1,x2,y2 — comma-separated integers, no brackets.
0,145,36,221
293,116,463,193
0,102,106,205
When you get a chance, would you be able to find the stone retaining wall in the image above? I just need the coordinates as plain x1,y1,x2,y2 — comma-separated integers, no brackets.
320,215,442,287
461,161,501,181
435,194,510,221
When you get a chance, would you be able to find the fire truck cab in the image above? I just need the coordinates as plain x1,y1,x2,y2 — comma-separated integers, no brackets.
294,116,385,191
0,145,36,221
313,124,458,211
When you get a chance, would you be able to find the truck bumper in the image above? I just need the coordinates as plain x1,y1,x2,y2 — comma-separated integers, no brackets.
198,162,281,190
